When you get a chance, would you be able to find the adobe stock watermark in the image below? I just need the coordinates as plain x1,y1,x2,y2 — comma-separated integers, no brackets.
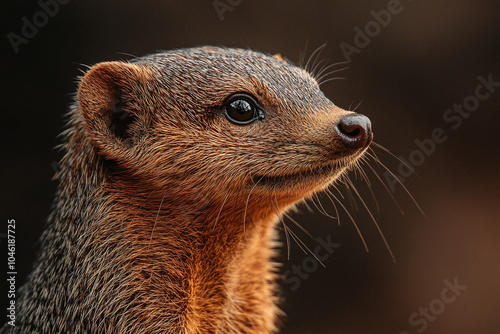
6,219,17,327
339,0,411,63
399,277,467,334
384,74,499,191
212,0,243,21
282,235,340,291
7,0,71,54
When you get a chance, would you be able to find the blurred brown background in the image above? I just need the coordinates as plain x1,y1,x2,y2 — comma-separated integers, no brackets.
1,0,499,333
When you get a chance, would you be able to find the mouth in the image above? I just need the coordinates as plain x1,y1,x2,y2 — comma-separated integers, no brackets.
253,159,352,188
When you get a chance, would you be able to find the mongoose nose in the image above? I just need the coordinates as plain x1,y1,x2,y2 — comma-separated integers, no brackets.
335,114,373,149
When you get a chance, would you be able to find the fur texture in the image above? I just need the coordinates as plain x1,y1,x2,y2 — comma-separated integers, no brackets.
2,47,369,333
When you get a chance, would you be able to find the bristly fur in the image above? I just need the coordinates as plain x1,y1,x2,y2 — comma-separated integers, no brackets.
2,46,371,333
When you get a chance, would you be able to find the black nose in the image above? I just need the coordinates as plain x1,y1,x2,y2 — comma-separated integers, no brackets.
335,114,373,149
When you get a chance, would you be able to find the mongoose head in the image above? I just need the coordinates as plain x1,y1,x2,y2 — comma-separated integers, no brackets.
78,46,372,217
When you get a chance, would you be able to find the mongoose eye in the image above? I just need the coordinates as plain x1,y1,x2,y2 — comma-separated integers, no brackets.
224,94,261,125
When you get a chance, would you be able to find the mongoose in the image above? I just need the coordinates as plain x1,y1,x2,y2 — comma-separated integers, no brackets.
2,46,373,333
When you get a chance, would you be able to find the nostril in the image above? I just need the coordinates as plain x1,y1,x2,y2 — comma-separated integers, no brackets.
336,114,373,149
338,122,362,138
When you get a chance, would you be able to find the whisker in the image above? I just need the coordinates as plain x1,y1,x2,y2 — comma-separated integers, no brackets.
330,184,345,200
298,40,309,68
285,225,308,255
315,63,348,82
213,192,229,229
324,188,341,226
282,211,315,241
308,43,327,74
149,192,166,247
351,100,364,113
371,142,419,179
270,193,292,259
309,194,326,215
355,160,380,214
116,51,138,59
312,193,338,220
328,189,369,252
368,149,427,218
363,154,405,215
287,227,325,267
346,178,396,262
316,67,349,85
272,195,324,266
244,176,264,240
318,76,347,86
304,42,327,73
356,158,372,186
340,178,360,212
310,58,328,79
367,146,383,165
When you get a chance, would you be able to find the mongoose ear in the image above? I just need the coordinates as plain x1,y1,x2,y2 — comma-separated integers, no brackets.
78,61,151,158
273,53,284,61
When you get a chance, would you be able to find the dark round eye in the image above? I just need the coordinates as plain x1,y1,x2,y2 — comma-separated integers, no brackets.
224,95,260,125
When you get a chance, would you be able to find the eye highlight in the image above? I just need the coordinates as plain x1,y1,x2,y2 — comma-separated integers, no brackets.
224,94,262,125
